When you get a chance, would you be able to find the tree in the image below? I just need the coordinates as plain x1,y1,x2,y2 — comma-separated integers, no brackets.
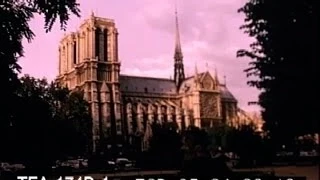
206,123,235,151
8,75,53,166
230,125,264,167
0,0,80,155
182,126,211,160
2,75,92,170
181,126,232,177
147,122,182,168
49,84,93,159
237,0,317,146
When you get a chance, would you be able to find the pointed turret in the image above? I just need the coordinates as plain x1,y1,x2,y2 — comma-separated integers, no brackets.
214,67,220,90
90,10,95,18
194,63,200,90
215,67,219,83
194,63,199,82
173,3,185,88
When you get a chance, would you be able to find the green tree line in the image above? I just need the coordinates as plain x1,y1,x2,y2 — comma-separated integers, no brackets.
141,122,265,169
1,0,84,170
237,0,317,148
1,75,92,169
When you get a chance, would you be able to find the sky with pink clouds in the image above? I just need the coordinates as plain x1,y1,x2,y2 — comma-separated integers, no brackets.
20,0,260,112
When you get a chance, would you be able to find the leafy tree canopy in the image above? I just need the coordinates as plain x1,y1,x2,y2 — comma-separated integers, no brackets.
149,122,182,155
237,0,317,144
2,75,92,168
0,0,80,132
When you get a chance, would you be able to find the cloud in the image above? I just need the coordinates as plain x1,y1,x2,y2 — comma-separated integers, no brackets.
130,0,260,111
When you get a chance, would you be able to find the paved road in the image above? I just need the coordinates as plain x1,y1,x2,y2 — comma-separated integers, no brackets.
84,166,319,179
42,166,319,180
43,170,179,180
85,170,179,179
234,165,319,180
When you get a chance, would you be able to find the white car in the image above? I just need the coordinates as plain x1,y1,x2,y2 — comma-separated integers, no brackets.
115,158,134,169
0,162,25,172
300,150,318,157
0,162,11,172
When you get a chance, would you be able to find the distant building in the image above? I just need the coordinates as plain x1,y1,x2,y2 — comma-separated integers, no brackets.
56,12,240,152
234,110,264,132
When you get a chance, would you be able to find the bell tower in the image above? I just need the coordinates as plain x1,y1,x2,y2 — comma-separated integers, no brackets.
56,13,122,153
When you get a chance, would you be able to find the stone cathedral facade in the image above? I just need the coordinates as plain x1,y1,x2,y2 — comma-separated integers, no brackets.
56,13,238,152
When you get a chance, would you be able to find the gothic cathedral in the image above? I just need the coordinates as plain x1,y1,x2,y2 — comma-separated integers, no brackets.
56,12,238,152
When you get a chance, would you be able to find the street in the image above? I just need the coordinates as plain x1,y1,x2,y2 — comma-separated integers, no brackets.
43,165,319,180
234,165,319,180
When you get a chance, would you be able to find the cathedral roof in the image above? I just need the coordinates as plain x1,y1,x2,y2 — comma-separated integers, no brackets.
219,85,237,103
119,73,237,103
119,75,177,94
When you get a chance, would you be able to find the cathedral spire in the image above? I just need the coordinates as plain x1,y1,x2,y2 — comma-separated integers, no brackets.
174,4,182,59
173,1,185,88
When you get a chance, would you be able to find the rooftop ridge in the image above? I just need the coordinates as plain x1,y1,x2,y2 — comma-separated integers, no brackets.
120,74,174,82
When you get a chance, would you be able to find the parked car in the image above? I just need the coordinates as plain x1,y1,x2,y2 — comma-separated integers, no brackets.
1,162,11,172
115,158,134,170
0,162,25,172
52,158,88,173
299,150,318,157
79,159,88,168
105,160,117,171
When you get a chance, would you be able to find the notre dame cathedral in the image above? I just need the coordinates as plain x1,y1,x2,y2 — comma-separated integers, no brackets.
56,12,238,152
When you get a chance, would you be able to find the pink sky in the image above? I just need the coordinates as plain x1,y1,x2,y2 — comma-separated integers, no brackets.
20,0,260,112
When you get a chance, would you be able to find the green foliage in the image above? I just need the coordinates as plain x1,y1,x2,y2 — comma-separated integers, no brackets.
0,0,80,134
231,125,263,160
182,126,211,160
183,126,210,149
206,123,235,150
2,75,92,168
48,85,93,158
146,123,266,168
237,0,317,144
0,0,80,165
149,122,182,156
182,124,264,164
146,122,182,168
